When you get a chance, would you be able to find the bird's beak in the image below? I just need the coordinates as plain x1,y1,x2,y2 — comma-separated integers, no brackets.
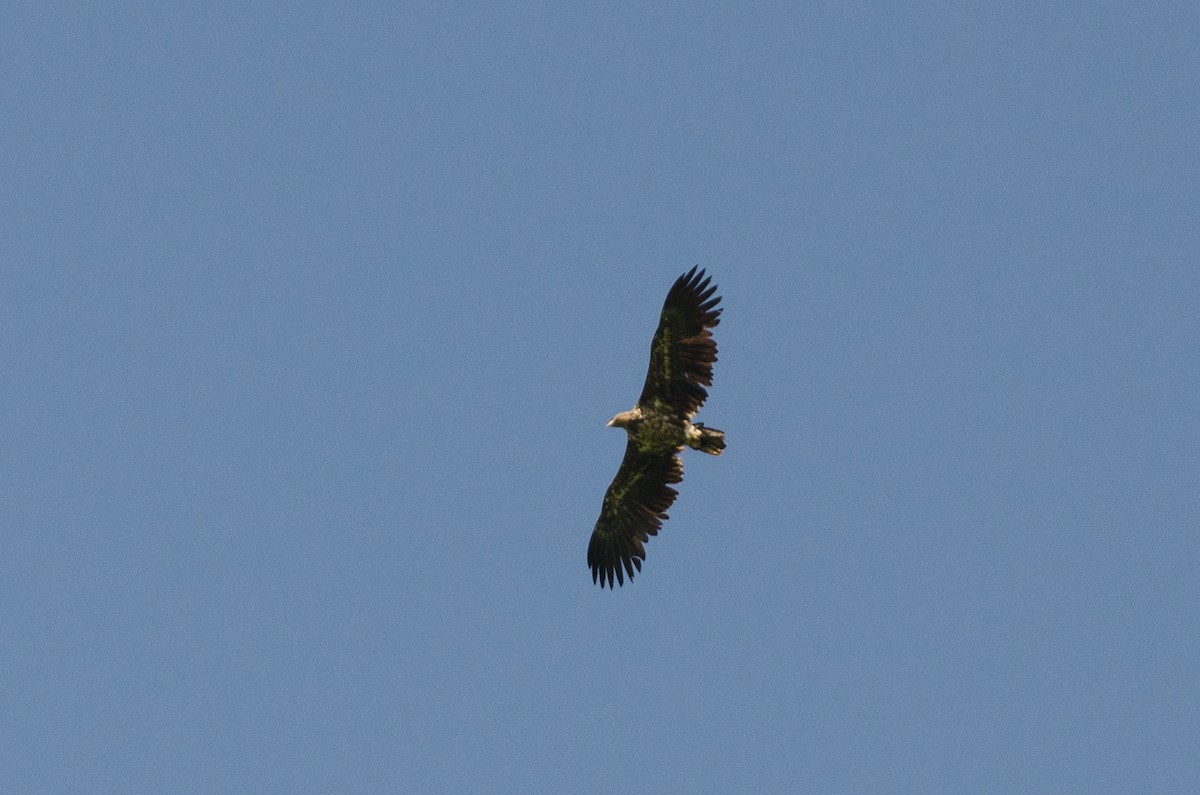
606,418,616,427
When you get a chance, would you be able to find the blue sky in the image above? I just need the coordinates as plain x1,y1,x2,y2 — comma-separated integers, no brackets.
3,3,1198,791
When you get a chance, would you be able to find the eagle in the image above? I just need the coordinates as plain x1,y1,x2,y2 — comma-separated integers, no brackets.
587,267,724,588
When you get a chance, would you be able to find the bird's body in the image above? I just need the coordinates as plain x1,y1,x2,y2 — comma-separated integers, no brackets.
587,267,724,588
608,407,725,457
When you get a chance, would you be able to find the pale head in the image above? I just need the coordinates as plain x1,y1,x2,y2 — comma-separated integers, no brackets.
607,408,642,429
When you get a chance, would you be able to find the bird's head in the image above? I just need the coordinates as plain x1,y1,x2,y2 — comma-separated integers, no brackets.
607,408,641,429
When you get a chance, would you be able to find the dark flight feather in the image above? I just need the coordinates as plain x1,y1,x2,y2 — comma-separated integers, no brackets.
637,266,722,417
587,444,682,588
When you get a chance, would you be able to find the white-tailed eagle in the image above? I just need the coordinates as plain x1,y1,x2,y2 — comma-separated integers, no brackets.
587,267,724,588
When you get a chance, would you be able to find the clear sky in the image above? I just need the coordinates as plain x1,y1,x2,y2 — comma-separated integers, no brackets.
3,3,1198,792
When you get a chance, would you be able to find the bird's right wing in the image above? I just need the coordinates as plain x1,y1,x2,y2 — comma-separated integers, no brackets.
586,441,683,588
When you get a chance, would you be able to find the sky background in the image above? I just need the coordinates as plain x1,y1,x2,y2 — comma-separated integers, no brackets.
3,3,1198,792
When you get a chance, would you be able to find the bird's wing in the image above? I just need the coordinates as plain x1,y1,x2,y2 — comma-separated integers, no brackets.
587,441,683,588
637,266,722,418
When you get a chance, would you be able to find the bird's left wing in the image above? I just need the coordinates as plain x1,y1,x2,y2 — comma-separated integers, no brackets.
637,266,722,419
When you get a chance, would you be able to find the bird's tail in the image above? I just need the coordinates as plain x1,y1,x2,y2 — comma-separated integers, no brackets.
693,423,725,455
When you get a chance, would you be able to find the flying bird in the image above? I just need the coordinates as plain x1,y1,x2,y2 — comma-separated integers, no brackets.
587,267,724,588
